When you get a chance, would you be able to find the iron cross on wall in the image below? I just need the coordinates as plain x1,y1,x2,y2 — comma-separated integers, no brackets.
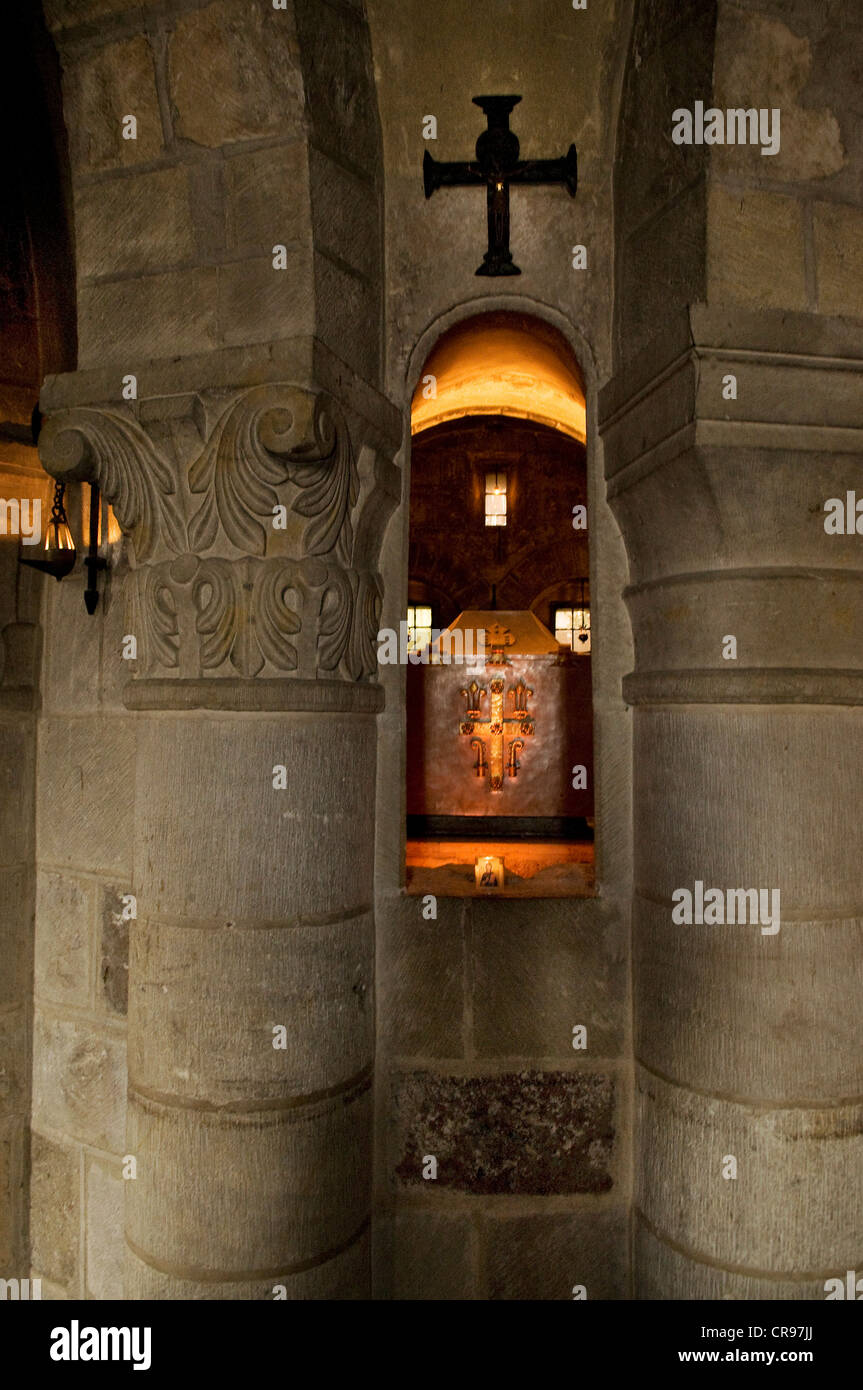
423,95,578,276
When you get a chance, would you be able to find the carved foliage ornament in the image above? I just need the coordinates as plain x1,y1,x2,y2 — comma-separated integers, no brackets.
38,385,395,684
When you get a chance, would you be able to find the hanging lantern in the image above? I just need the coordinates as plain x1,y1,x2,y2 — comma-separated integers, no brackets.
18,480,76,581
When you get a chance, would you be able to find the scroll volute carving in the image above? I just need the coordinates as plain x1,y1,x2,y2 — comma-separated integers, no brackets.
37,385,399,685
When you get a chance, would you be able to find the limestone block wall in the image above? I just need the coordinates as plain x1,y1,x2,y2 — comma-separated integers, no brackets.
707,0,862,319
0,550,40,1289
29,541,133,1300
42,0,383,384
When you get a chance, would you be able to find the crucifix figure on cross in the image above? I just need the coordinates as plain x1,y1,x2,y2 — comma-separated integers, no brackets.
423,95,578,276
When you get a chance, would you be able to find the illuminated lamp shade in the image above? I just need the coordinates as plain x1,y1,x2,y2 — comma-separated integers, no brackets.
18,480,76,581
411,313,586,441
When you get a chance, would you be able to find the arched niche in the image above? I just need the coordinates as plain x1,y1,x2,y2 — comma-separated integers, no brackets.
401,309,596,898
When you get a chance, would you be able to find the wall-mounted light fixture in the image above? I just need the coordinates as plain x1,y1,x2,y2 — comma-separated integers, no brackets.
18,479,107,613
552,581,591,654
485,470,507,527
18,480,76,581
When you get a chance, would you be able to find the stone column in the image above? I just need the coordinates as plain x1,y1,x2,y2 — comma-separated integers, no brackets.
601,304,863,1297
40,360,399,1297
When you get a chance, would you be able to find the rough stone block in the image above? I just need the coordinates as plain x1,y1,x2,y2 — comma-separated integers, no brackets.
169,0,304,148
634,707,863,916
377,894,465,1058
0,868,31,1007
713,8,845,183
85,1157,124,1300
618,179,707,367
485,1208,628,1300
309,149,380,281
35,871,92,1009
636,1217,828,1300
391,1070,615,1195
41,574,103,714
99,884,128,1017
707,184,807,310
471,897,626,1059
125,1229,370,1299
0,718,35,864
635,900,863,1100
129,913,373,1103
37,716,134,877
384,1211,476,1300
78,267,219,368
126,1086,371,1271
294,1,381,175
814,202,863,320
42,0,135,31
63,36,164,173
32,1014,126,1152
217,254,313,349
29,1132,79,1291
637,1068,863,1272
75,167,195,280
224,142,310,255
135,715,376,920
0,1008,28,1119
314,252,380,381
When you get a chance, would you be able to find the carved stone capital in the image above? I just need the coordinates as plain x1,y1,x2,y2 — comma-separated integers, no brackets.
39,384,400,693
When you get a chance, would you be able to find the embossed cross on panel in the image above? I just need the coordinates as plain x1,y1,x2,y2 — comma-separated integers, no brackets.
458,676,535,792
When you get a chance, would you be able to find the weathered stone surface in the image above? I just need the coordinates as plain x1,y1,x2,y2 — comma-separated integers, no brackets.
29,1132,79,1290
0,718,34,864
392,1070,615,1195
472,898,626,1059
127,1086,372,1272
75,167,196,280
85,1158,124,1299
713,8,845,183
32,1014,126,1152
168,0,304,148
814,202,863,319
294,0,381,176
637,1068,863,1272
485,1208,628,1300
37,717,134,877
634,708,863,916
42,0,135,31
0,1009,28,1118
125,1229,370,1300
635,900,863,1100
78,268,219,368
380,1211,476,1300
99,884,128,1017
314,253,380,381
129,913,373,1102
35,871,92,1009
41,574,103,714
136,716,376,920
63,36,164,173
217,253,313,348
224,142,310,255
0,868,30,1006
636,1217,829,1300
377,894,465,1058
309,149,380,282
707,185,807,310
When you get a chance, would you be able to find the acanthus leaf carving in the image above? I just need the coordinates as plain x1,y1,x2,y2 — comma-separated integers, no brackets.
188,386,313,557
39,409,186,562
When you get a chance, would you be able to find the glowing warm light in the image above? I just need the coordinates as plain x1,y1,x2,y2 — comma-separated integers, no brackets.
85,487,122,544
412,313,586,441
